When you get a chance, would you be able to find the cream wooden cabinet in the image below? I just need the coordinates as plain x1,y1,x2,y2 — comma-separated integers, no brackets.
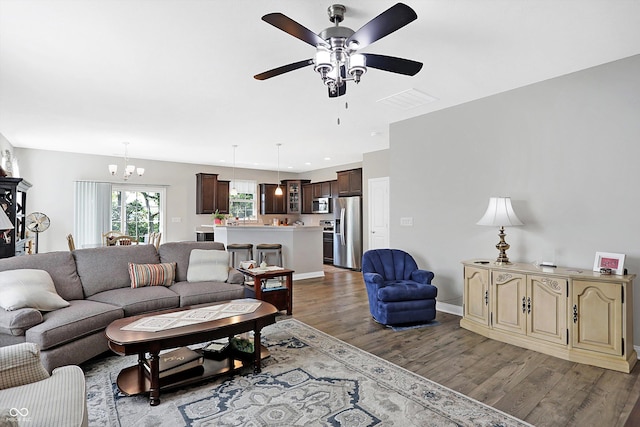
461,260,636,373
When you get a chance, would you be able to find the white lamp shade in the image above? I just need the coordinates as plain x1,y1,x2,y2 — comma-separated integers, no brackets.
230,187,238,196
274,186,283,196
477,197,523,227
125,164,135,174
136,167,145,176
108,164,118,175
0,208,14,231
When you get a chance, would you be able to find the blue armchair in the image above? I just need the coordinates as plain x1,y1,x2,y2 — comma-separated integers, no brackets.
362,249,437,325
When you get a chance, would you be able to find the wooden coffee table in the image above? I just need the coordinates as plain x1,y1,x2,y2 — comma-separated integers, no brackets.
105,299,278,406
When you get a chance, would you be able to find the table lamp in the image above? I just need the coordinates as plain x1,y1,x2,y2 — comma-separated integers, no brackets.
476,197,523,264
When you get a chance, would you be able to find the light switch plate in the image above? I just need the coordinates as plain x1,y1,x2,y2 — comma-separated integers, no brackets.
400,217,413,226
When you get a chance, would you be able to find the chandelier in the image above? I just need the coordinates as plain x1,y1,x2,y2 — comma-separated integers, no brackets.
108,142,144,181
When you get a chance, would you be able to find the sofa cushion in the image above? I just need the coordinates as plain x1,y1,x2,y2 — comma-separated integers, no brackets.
187,249,229,282
0,342,50,390
25,300,123,351
170,281,245,307
0,251,84,301
128,262,176,288
0,270,70,312
0,308,43,336
158,241,225,282
73,245,161,297
88,286,179,316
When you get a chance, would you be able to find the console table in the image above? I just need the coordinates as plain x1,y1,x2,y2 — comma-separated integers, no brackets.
461,260,636,373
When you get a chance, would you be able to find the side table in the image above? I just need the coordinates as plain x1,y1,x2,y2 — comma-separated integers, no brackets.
239,267,294,315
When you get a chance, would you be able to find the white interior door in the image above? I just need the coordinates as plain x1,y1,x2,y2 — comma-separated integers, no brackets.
368,177,389,250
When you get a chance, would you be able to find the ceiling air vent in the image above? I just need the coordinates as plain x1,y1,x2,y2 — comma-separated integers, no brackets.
376,88,437,110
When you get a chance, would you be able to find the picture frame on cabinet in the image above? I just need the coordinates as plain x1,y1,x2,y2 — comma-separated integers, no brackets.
593,252,625,275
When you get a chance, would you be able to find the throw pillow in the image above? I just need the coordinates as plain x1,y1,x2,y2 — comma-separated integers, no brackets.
0,269,70,312
187,249,229,282
128,263,176,288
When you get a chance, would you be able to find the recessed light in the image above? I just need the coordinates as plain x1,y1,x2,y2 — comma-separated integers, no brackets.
324,157,331,161
304,162,311,165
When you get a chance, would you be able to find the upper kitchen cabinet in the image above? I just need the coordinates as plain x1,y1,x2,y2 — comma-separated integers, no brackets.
337,168,362,196
312,181,332,198
282,179,310,214
302,183,313,214
196,173,229,214
260,183,286,215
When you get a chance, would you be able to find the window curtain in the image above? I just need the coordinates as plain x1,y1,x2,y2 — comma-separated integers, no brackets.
74,181,112,248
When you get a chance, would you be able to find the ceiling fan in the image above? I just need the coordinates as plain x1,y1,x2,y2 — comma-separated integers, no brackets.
254,3,423,98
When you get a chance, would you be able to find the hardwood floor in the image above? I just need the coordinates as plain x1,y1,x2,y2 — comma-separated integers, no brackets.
290,265,640,427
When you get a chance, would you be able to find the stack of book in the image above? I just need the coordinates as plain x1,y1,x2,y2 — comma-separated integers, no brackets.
144,347,204,381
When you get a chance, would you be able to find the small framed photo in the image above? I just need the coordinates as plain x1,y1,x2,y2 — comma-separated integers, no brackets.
593,252,625,275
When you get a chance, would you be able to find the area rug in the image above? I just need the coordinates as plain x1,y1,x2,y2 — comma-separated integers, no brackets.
83,319,531,426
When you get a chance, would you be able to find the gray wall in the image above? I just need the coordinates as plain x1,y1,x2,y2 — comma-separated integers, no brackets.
390,55,640,341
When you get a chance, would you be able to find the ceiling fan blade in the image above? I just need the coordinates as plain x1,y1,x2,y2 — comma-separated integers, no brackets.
363,53,423,76
254,59,314,80
262,13,329,48
346,3,417,50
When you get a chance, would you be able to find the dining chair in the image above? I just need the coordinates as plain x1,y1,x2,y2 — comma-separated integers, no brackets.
111,235,139,246
103,230,124,246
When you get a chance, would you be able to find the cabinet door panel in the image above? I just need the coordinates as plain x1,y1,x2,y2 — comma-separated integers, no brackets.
492,271,526,334
463,267,489,326
528,276,567,345
572,280,622,356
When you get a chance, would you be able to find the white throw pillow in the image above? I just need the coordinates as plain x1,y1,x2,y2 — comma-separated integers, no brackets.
187,249,229,282
0,269,70,311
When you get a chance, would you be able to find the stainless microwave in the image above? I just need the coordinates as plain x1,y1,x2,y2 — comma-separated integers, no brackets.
312,197,331,214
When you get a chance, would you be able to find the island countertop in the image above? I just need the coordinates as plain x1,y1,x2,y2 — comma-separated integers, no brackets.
214,225,323,280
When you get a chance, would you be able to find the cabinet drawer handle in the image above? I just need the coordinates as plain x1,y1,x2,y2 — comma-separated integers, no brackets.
484,291,489,306
522,296,526,313
573,304,578,323
527,297,531,314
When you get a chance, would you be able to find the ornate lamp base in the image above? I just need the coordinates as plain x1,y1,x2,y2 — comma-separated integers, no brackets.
494,226,512,264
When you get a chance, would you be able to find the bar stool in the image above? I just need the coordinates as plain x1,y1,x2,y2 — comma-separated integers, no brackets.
255,243,283,267
227,243,254,268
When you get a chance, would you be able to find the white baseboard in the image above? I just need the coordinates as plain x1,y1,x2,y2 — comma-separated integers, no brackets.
293,271,325,280
634,345,640,359
437,302,462,317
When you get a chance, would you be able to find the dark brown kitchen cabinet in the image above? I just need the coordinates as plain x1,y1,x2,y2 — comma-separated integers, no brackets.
260,183,286,215
330,180,339,198
312,181,332,198
196,173,229,214
337,168,362,196
281,179,310,214
302,183,313,214
216,180,230,214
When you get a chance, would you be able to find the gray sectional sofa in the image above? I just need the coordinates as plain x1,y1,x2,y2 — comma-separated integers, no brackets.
0,241,244,372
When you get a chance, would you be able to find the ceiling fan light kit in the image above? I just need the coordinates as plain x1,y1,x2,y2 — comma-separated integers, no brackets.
254,3,423,98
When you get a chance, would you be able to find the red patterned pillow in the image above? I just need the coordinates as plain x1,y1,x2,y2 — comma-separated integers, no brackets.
128,263,176,288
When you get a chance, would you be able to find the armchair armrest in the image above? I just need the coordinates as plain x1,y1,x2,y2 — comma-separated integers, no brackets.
363,272,385,288
411,269,435,284
0,343,50,390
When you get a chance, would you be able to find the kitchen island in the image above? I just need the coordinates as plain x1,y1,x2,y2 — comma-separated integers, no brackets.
214,225,323,280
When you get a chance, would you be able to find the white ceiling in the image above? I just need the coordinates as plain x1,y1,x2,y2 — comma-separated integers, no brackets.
1,0,639,173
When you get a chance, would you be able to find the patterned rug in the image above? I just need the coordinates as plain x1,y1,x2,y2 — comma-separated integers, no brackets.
83,319,531,426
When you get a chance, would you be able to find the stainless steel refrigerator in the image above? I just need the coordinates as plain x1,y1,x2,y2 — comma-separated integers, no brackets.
333,196,363,270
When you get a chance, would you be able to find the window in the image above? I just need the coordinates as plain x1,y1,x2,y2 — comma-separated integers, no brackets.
111,186,165,241
229,180,257,221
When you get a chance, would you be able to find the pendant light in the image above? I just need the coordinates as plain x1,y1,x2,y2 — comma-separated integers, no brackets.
275,143,283,196
230,144,238,196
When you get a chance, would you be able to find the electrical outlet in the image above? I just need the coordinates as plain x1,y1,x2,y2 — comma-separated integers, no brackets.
400,217,413,226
